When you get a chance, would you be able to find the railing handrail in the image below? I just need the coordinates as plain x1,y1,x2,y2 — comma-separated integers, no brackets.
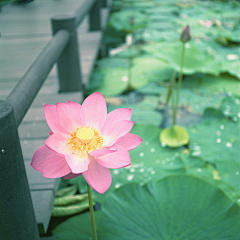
5,0,99,128
6,29,70,127
75,0,96,27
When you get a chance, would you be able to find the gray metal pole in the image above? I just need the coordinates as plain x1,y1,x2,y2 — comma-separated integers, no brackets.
89,0,101,31
0,100,40,240
51,14,83,92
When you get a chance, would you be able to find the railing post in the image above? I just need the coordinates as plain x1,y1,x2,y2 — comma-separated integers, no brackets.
0,100,40,240
101,0,107,7
51,14,83,92
89,0,101,31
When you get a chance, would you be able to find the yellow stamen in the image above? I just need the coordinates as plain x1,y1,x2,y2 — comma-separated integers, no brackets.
66,126,103,153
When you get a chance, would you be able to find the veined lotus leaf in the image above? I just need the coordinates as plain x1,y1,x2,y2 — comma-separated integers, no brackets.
142,42,222,75
130,56,174,88
55,176,240,239
96,58,129,69
135,28,179,42
193,40,240,79
221,95,240,122
182,73,240,96
218,28,240,43
97,175,240,240
137,80,223,114
181,153,240,205
114,47,141,58
188,119,240,165
87,68,129,97
53,211,102,240
107,95,163,126
108,10,148,33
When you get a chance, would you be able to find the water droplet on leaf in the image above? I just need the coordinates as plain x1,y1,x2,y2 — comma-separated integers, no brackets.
226,142,232,148
150,148,155,153
113,169,119,175
115,183,121,189
139,152,144,157
127,174,134,181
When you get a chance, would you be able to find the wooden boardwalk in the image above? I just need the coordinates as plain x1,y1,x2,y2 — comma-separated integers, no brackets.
0,0,109,234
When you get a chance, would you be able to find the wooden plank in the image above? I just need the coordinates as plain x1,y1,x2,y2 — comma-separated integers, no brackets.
19,121,50,139
26,161,60,193
31,190,56,234
21,139,45,159
0,33,101,80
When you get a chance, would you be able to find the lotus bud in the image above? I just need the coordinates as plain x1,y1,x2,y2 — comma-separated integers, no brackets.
180,25,191,43
129,16,135,26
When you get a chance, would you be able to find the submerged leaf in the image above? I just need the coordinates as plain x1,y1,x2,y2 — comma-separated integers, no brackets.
52,199,90,217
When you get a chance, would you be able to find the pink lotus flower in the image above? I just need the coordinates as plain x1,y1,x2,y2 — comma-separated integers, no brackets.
31,92,142,194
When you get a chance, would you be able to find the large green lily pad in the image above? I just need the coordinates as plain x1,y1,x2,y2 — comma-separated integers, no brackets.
108,10,148,33
97,175,240,240
87,56,174,95
131,56,174,86
53,211,102,240
87,68,129,97
193,40,240,79
55,175,240,240
137,81,223,114
221,95,240,122
142,42,222,76
182,73,240,97
188,119,240,165
107,97,163,126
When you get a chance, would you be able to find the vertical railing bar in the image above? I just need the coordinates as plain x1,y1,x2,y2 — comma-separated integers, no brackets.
51,14,83,93
89,0,101,31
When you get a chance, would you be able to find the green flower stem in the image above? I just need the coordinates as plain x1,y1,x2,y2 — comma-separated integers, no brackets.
87,184,98,240
128,34,133,88
173,42,185,126
166,70,177,106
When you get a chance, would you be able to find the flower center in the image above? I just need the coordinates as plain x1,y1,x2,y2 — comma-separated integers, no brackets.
67,126,103,153
76,127,94,144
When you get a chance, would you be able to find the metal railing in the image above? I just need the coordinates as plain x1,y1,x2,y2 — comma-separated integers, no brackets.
0,0,105,239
